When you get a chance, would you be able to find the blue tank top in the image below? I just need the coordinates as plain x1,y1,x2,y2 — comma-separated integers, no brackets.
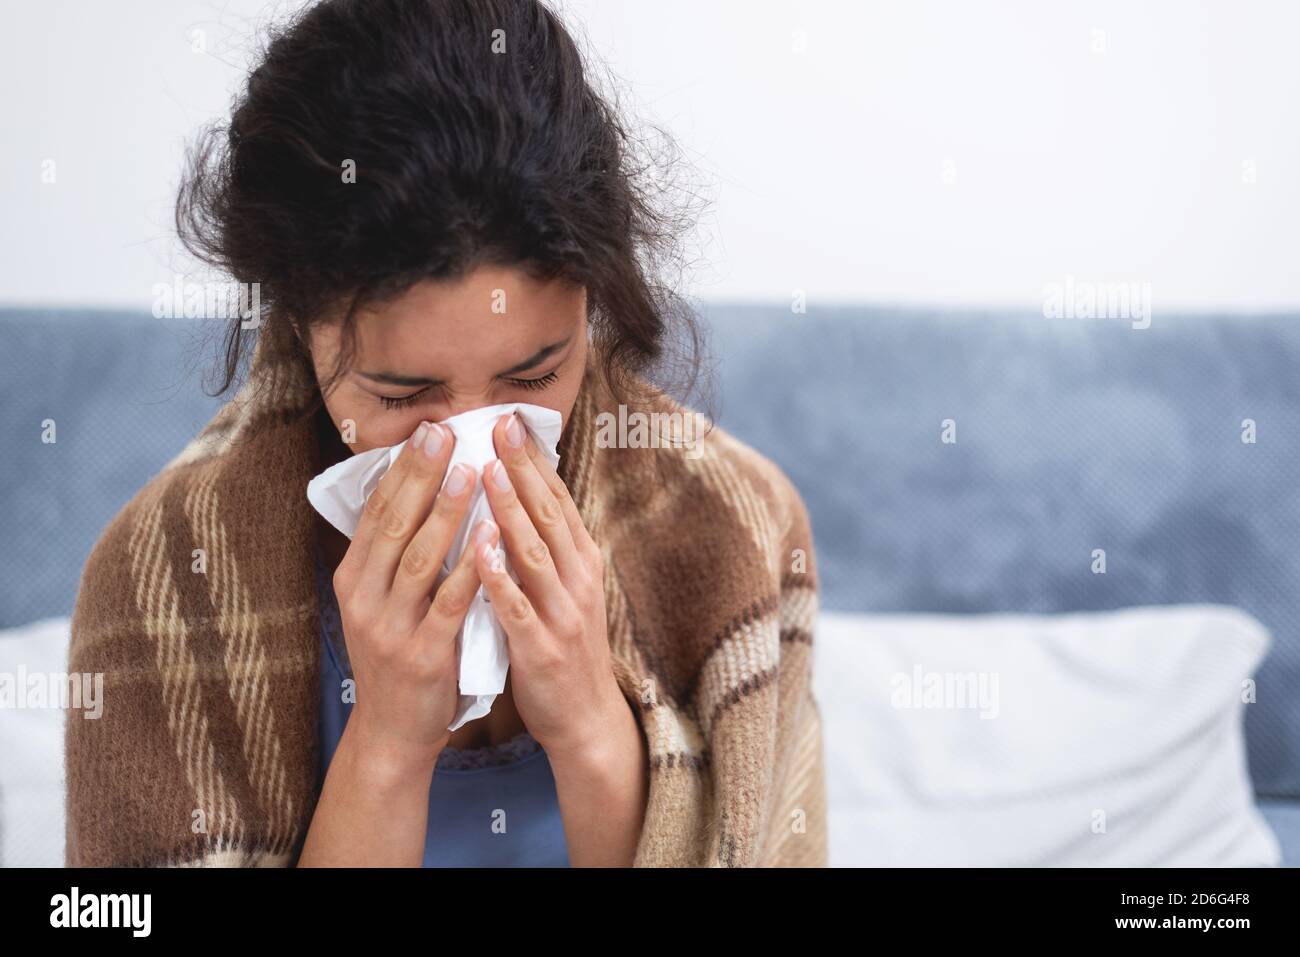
313,549,570,867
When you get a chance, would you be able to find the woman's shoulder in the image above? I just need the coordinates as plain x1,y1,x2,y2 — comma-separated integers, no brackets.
690,417,818,586
69,394,313,655
605,374,806,509
624,386,813,543
697,417,810,524
598,382,817,594
68,453,210,656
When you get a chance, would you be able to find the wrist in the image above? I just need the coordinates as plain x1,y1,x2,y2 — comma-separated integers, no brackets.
341,716,444,787
547,688,639,781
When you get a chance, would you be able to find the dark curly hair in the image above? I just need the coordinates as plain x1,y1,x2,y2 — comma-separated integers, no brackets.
175,0,709,414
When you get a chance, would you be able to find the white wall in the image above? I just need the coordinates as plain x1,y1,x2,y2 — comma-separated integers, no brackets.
2,0,1297,312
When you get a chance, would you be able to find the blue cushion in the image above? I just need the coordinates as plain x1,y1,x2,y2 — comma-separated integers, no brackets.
1259,800,1300,867
702,304,1300,799
3,305,1298,798
0,309,224,629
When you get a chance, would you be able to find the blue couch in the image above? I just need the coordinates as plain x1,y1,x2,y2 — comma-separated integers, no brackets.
2,305,1296,863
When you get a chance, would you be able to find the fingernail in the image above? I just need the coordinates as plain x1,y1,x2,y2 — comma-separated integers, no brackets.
411,422,429,451
478,541,504,573
474,519,497,545
422,423,445,458
491,459,512,491
445,463,472,495
505,413,525,448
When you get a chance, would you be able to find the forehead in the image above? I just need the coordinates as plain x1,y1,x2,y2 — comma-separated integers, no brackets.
346,266,585,374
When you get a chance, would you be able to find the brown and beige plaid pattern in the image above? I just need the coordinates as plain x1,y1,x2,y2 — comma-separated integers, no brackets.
64,335,827,867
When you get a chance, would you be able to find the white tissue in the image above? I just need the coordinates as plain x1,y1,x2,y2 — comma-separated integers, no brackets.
306,403,565,732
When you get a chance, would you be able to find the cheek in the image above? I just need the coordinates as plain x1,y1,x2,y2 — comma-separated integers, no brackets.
551,340,589,432
556,382,583,434
322,396,421,452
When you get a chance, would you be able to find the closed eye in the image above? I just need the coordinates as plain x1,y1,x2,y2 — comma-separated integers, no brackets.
504,371,559,392
376,369,558,409
378,388,430,410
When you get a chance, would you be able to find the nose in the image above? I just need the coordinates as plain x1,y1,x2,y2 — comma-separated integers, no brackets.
438,391,499,421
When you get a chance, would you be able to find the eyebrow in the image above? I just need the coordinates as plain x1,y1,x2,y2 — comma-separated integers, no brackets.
357,336,572,387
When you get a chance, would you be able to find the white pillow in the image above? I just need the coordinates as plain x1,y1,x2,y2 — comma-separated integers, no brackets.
0,617,69,868
2,609,1282,868
813,605,1281,867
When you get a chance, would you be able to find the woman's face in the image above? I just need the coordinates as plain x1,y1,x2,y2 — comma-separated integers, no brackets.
309,264,590,454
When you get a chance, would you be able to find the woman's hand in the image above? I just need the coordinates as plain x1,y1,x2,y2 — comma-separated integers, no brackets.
474,411,649,865
474,412,627,766
332,420,484,769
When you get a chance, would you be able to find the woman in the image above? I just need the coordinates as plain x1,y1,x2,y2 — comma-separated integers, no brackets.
64,0,826,867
